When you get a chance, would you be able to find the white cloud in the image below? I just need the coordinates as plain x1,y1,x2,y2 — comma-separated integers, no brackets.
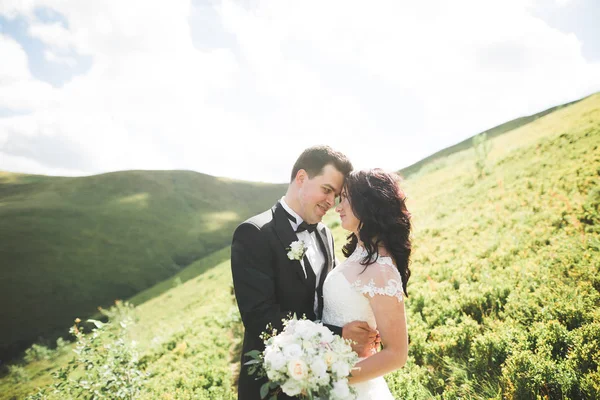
1,0,243,177
0,0,599,182
44,49,76,66
555,0,572,7
216,0,600,172
0,152,89,176
0,34,56,110
29,21,72,50
0,34,31,82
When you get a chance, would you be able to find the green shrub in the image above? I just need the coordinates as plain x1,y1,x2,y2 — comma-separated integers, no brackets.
459,285,511,323
501,349,577,399
469,329,511,377
24,343,54,363
27,301,148,400
8,365,30,384
425,315,481,365
529,320,572,360
568,322,600,374
473,132,492,178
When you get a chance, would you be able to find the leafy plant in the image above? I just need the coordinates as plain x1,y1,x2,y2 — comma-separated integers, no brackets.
27,301,147,400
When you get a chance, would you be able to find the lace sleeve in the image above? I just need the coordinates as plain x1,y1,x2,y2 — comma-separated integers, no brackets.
349,259,404,302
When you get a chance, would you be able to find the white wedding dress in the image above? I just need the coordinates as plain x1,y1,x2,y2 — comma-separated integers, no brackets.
322,245,404,400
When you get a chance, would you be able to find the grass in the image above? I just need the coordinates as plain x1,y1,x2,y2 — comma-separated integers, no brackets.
0,252,241,400
1,92,599,399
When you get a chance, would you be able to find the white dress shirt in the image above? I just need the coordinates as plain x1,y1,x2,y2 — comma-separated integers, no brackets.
280,197,326,314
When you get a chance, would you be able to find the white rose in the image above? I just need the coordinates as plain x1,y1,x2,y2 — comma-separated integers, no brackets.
331,379,351,399
266,368,279,381
264,345,273,356
294,320,316,339
287,359,308,381
319,326,334,343
265,349,286,371
332,338,352,353
310,359,328,378
324,350,337,366
331,361,350,378
290,241,304,252
285,319,298,332
302,339,317,355
281,379,302,396
316,371,331,386
274,332,294,348
283,343,302,359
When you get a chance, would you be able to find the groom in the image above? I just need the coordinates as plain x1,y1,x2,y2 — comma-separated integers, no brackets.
231,146,379,400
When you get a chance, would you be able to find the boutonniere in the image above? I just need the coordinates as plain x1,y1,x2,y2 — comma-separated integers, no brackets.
287,240,307,261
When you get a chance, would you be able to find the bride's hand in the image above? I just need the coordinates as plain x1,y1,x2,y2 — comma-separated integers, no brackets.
341,320,378,357
373,331,382,352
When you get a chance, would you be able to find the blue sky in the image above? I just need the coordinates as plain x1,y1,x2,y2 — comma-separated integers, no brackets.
1,0,599,182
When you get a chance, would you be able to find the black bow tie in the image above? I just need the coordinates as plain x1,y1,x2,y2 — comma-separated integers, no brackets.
281,204,318,234
296,221,318,234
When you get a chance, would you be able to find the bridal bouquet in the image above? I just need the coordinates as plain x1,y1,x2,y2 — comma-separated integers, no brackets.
245,316,358,400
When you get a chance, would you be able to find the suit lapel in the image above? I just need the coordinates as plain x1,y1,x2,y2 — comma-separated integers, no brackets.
316,224,333,275
314,224,334,319
272,203,313,288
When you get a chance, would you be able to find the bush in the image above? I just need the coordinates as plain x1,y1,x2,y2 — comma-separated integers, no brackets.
425,315,481,365
469,329,512,377
27,301,148,400
8,364,30,384
459,285,511,323
529,320,572,360
24,343,54,363
473,132,492,178
327,219,340,229
568,322,600,374
501,349,577,399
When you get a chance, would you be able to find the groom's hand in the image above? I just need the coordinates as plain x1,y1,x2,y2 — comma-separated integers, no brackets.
341,321,379,357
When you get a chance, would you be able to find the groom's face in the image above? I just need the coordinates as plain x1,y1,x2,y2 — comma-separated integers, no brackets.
296,164,344,224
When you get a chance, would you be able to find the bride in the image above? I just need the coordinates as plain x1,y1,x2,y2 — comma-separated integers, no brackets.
322,168,412,399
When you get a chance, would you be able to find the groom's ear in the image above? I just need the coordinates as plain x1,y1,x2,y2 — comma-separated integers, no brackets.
295,169,307,185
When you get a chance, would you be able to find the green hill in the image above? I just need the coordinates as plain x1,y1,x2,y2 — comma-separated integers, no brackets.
0,170,286,361
398,95,586,178
1,92,599,399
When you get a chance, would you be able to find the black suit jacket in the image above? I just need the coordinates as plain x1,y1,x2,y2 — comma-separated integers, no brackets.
231,202,341,400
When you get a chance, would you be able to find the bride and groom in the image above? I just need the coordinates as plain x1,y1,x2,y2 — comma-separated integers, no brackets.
231,145,412,399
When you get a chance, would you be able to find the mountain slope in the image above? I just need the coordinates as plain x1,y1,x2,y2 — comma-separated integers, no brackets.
0,170,286,360
2,92,600,399
398,95,586,178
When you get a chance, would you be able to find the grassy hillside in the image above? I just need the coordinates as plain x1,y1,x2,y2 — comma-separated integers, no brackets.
0,248,241,400
2,92,599,399
383,93,600,398
0,170,286,361
398,95,585,178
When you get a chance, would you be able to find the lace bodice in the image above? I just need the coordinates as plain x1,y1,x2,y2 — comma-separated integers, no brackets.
321,246,404,329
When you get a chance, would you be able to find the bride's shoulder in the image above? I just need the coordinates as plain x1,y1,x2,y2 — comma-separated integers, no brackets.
347,246,398,271
343,252,404,302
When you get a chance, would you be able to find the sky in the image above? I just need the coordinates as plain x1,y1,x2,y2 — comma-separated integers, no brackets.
1,0,599,183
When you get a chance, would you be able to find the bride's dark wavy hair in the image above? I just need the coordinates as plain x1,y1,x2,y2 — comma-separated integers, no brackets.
341,169,412,296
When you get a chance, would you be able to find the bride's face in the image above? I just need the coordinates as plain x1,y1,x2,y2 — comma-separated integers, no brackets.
335,190,360,234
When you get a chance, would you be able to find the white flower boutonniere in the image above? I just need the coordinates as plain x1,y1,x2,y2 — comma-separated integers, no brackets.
287,240,307,261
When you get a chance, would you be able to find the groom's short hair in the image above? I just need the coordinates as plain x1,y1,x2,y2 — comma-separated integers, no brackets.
290,145,353,182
